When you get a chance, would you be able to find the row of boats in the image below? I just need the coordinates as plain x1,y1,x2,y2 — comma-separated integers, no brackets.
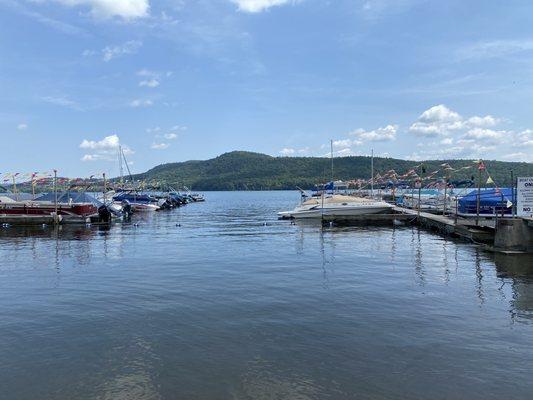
278,183,515,219
0,189,205,225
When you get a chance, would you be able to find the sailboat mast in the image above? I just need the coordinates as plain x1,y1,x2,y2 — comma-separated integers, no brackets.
118,145,124,185
121,147,134,183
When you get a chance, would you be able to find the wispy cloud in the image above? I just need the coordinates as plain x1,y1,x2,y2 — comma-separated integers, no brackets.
457,39,533,61
2,0,88,36
102,40,142,62
41,95,81,110
130,98,153,107
151,142,169,150
17,123,28,131
231,0,298,13
53,0,149,20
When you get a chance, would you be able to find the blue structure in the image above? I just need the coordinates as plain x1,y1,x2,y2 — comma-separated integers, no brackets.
458,188,513,216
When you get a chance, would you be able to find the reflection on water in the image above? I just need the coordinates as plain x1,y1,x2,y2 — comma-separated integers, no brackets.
1,191,533,400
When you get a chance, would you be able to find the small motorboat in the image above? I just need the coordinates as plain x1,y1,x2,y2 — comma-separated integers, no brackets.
278,194,393,219
112,192,160,211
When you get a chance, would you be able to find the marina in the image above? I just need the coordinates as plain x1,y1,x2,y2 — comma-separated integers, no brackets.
3,1,533,398
1,191,533,400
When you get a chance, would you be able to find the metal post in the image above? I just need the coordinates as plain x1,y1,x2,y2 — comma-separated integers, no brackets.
417,180,421,218
502,192,504,218
443,178,448,216
511,170,515,218
330,139,334,184
53,169,58,223
103,173,107,205
476,163,482,226
370,149,374,198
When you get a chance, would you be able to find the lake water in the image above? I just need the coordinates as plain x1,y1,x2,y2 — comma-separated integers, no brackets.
1,191,532,400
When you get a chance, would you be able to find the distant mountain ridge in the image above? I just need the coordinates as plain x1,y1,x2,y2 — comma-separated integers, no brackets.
131,151,533,190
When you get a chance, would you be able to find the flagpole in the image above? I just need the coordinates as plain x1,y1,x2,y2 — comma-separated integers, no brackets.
371,149,374,198
476,161,482,226
53,169,58,223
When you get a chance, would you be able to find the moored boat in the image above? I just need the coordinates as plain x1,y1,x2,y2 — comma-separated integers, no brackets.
278,194,394,219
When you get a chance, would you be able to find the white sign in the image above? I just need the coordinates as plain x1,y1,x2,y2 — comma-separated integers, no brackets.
517,177,533,218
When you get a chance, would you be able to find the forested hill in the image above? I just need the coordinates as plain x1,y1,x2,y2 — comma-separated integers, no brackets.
132,151,533,190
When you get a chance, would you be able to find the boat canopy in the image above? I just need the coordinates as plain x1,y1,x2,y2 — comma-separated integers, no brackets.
34,192,101,205
458,188,513,215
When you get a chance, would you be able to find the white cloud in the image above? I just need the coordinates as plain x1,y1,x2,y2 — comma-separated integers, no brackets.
130,99,153,107
80,134,120,150
409,105,464,136
419,104,461,123
171,125,187,131
231,0,296,13
102,40,142,62
139,79,160,88
463,128,505,141
409,104,502,138
80,134,133,161
515,129,533,146
332,139,355,148
81,154,102,161
164,133,177,140
350,124,397,142
279,147,296,156
440,138,453,145
151,142,169,150
467,115,499,127
17,123,28,131
54,0,149,20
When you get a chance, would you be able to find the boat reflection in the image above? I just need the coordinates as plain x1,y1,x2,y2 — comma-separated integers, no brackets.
0,225,102,241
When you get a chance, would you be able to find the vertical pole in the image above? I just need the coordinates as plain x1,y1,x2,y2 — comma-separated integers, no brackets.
454,196,458,224
370,149,374,198
53,169,58,222
330,139,334,184
418,183,421,218
502,191,505,218
12,176,18,202
103,173,107,205
32,176,36,200
476,163,481,226
443,175,448,216
511,170,515,218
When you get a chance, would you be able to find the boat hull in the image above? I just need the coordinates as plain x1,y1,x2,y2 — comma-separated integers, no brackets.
279,204,393,219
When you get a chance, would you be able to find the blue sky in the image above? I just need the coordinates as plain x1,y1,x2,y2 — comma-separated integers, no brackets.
1,0,533,178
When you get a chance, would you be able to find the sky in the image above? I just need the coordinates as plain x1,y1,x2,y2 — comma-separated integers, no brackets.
1,0,533,178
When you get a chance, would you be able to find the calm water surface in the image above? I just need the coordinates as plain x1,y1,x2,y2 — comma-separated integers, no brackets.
1,191,532,400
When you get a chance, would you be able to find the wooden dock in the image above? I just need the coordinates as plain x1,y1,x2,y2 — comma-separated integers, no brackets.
320,206,496,244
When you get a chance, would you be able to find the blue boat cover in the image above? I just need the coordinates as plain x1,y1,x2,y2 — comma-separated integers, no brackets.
458,188,513,215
